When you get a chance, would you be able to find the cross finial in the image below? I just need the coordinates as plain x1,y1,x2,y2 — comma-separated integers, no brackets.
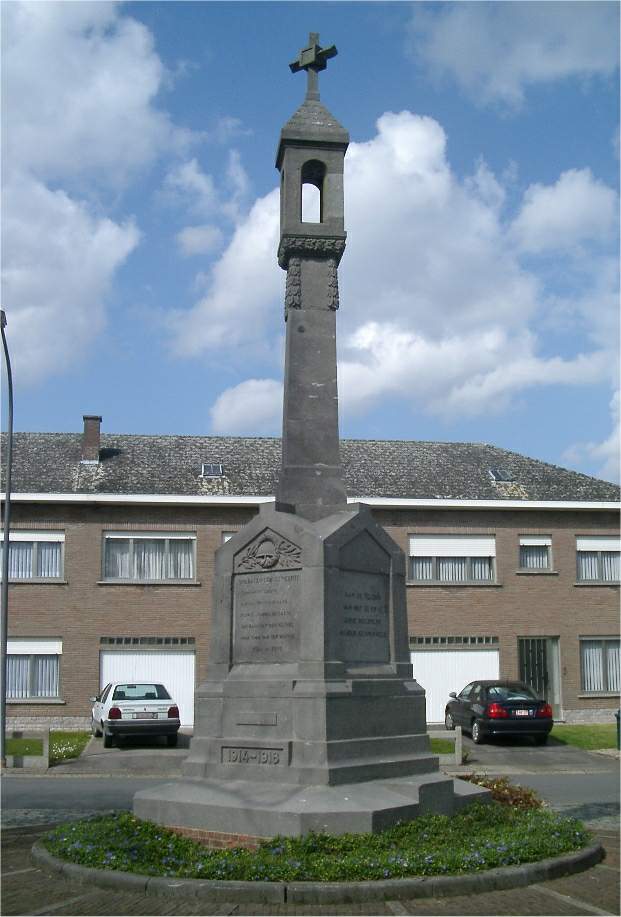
289,32,337,101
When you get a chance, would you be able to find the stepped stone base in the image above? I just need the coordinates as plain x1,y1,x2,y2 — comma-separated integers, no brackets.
133,773,489,839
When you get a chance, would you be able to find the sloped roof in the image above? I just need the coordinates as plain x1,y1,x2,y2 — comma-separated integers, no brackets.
280,99,349,143
2,433,619,502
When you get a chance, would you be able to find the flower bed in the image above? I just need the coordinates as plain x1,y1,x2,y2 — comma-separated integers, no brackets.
42,802,591,883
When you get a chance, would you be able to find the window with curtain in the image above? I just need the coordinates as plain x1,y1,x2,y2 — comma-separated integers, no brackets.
6,639,62,699
576,537,620,583
103,534,195,582
409,536,496,584
519,537,551,570
580,638,620,693
0,533,64,580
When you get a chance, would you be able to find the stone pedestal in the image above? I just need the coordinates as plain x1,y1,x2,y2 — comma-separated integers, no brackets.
134,503,488,836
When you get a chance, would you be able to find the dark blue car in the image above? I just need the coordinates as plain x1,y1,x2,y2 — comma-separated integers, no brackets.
445,680,553,745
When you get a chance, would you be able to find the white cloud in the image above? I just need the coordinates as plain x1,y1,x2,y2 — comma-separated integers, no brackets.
409,1,619,107
511,169,618,253
211,115,252,145
210,379,282,435
1,172,139,385
164,159,218,217
164,151,251,226
339,322,607,419
176,225,223,257
169,188,282,357
191,109,615,441
3,0,189,189
564,391,620,483
2,1,192,385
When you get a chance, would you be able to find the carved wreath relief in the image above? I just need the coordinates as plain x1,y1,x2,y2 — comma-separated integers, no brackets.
235,529,302,572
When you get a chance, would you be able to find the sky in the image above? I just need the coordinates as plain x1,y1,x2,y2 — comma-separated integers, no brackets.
1,0,619,483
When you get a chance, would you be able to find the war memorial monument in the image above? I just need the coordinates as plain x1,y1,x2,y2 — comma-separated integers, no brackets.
134,34,486,842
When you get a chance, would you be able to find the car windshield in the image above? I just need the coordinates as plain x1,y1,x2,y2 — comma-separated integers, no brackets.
486,684,538,702
112,683,171,701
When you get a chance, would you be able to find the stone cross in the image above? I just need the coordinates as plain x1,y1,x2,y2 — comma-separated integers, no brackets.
289,32,337,101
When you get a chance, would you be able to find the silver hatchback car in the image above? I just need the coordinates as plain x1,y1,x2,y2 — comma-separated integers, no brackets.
91,682,180,748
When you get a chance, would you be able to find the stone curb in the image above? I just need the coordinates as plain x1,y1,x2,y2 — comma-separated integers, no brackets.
31,840,604,904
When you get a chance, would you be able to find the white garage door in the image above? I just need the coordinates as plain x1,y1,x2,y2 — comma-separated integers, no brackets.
411,649,500,724
100,651,195,726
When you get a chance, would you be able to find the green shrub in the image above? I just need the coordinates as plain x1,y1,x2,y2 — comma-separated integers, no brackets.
43,803,590,882
460,775,544,810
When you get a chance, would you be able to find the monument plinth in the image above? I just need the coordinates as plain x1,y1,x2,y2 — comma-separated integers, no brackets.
134,34,487,840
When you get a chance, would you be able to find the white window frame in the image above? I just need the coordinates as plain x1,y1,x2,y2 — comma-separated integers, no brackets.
0,532,65,581
408,535,496,585
7,638,62,699
518,536,552,571
580,637,620,694
576,536,620,583
102,532,197,583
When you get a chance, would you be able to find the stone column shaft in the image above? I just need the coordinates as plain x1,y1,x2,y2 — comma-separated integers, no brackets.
277,250,347,519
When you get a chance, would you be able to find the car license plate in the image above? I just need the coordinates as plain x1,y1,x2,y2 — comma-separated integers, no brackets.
133,712,158,719
514,709,529,716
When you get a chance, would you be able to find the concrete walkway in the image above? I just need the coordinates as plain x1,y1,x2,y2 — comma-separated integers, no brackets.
50,731,193,776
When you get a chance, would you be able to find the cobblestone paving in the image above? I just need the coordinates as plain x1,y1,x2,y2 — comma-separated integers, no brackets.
1,809,118,829
3,825,619,917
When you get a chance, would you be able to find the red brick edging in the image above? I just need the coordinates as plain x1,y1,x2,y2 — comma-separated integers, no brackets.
166,825,269,849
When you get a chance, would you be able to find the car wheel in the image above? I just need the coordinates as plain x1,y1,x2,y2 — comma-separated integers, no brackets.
445,712,455,731
103,730,114,749
166,734,178,748
534,734,548,745
91,718,102,737
471,720,484,744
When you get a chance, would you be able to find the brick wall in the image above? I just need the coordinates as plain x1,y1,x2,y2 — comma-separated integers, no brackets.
6,503,619,724
377,507,619,719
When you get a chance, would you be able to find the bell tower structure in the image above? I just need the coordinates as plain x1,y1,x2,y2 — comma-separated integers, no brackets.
276,33,349,521
134,33,488,842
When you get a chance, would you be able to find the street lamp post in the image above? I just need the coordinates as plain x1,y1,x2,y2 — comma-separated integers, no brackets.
1,309,14,767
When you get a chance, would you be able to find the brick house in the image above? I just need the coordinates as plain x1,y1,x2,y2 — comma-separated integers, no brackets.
2,416,619,729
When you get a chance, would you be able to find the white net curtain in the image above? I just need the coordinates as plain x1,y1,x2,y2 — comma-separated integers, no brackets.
104,536,194,580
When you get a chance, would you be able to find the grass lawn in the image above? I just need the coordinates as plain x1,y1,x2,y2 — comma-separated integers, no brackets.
7,730,91,762
551,723,617,750
429,737,455,754
6,737,44,756
49,732,91,765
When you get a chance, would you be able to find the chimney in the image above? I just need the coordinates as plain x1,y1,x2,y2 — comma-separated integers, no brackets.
81,415,102,463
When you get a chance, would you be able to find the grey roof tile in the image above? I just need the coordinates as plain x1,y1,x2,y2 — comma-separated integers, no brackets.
1,433,619,502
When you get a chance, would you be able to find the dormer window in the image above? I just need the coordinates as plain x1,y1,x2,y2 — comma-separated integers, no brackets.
201,463,224,477
489,468,514,483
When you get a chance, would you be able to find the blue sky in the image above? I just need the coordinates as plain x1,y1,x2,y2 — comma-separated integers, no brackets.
2,1,619,482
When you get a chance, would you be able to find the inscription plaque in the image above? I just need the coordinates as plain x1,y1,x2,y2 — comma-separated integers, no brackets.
233,570,300,663
339,571,389,663
222,746,285,766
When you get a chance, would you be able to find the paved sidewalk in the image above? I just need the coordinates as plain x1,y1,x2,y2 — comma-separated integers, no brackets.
2,823,619,916
46,731,619,779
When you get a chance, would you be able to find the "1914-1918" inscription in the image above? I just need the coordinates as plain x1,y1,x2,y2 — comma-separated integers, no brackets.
222,746,284,766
